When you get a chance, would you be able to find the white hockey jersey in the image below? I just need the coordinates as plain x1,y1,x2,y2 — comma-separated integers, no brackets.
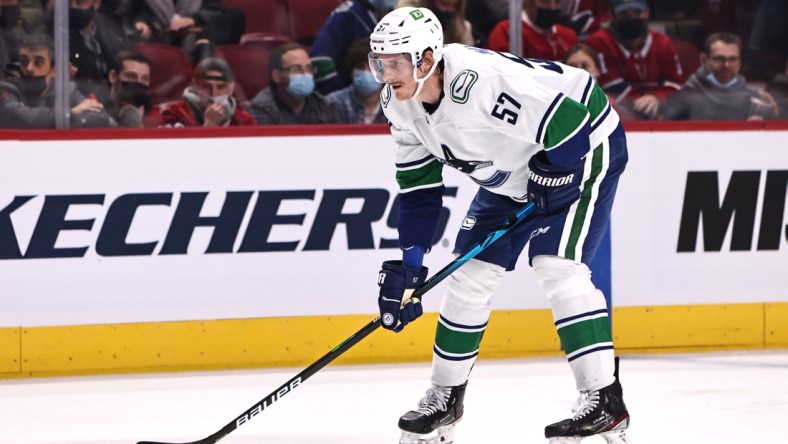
383,44,620,200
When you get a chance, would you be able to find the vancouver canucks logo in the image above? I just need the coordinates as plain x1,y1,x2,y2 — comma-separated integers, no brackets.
450,70,478,104
440,144,511,188
441,144,492,173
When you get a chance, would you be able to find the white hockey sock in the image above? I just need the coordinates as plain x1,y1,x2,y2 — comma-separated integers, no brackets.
431,259,504,387
533,255,616,392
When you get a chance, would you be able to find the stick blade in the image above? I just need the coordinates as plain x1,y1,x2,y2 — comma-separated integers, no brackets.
137,441,207,444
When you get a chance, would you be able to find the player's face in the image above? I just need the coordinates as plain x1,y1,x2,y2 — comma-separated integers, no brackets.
368,53,417,100
704,41,741,85
565,51,600,79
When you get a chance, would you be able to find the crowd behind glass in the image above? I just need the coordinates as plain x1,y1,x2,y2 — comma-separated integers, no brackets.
0,0,786,129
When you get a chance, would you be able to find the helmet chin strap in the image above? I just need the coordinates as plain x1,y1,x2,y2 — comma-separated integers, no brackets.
405,60,440,101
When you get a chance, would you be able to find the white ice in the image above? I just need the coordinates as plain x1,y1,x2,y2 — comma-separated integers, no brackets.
1,351,786,444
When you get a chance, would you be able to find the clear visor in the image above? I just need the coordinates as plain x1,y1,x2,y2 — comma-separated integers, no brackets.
368,52,415,83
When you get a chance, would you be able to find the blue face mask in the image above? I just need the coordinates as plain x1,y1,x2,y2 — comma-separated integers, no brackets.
368,0,396,12
352,70,381,97
706,73,739,89
286,74,315,98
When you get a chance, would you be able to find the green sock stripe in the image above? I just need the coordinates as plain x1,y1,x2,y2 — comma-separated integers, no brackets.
564,143,604,259
435,321,486,355
556,316,612,355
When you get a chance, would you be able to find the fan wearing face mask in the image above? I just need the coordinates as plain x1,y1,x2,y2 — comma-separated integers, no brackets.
325,37,386,124
0,32,114,128
247,42,338,125
310,0,397,95
106,50,154,128
487,0,578,61
67,0,132,104
586,0,683,120
149,56,256,127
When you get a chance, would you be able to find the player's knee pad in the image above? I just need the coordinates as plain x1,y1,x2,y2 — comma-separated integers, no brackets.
532,255,597,303
441,258,504,324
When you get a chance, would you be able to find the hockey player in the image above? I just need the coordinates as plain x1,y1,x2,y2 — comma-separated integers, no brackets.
370,7,631,444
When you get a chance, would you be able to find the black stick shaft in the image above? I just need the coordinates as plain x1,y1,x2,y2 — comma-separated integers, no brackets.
138,202,534,444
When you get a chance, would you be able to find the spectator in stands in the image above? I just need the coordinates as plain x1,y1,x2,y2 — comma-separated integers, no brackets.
396,0,474,45
586,0,683,120
248,42,338,125
487,0,578,61
563,42,600,78
663,33,778,121
310,0,396,95
142,0,245,65
326,38,385,124
0,33,113,128
562,43,636,121
149,56,256,127
564,0,611,40
106,50,153,127
69,0,131,103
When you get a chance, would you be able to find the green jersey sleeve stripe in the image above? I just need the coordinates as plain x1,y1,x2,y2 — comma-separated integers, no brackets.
396,160,443,192
587,83,609,123
543,98,590,150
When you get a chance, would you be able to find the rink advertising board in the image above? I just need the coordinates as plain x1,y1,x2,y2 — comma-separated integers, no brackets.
1,123,787,376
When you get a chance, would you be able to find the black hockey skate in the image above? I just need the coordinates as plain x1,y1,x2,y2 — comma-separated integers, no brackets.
398,381,467,444
545,361,631,443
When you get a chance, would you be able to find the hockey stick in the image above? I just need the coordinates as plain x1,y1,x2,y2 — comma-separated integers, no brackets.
137,201,535,444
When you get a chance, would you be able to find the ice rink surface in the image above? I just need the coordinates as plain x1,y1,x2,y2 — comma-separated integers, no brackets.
1,350,786,444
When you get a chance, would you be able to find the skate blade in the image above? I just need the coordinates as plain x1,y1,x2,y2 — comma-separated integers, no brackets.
400,425,456,444
548,429,631,444
547,437,582,444
601,429,632,444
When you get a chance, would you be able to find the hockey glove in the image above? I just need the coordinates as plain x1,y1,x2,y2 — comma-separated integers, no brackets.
377,260,428,333
527,151,584,214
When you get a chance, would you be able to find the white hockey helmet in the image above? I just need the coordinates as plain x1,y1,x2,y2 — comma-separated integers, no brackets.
368,7,443,97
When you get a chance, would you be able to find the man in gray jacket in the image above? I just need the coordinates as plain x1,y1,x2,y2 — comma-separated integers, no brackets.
664,32,778,121
0,33,113,128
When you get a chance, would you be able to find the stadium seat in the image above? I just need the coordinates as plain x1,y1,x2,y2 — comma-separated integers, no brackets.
224,0,293,38
216,45,271,106
672,39,702,80
132,43,193,104
240,32,293,51
288,0,343,46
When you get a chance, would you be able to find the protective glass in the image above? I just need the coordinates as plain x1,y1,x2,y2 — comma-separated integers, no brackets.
368,52,414,83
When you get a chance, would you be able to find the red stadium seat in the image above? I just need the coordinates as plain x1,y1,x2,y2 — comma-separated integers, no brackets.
132,43,193,104
224,0,293,37
672,39,702,80
216,45,271,105
288,0,343,46
240,32,293,51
